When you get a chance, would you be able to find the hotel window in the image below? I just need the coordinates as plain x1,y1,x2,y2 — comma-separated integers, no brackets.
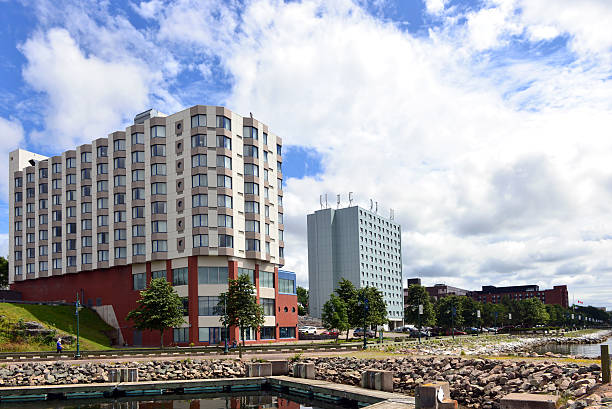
114,210,126,223
113,157,125,169
25,263,34,274
66,223,76,234
15,236,22,246
133,225,145,237
39,199,48,209
278,195,283,206
152,240,167,252
97,250,109,262
97,215,108,227
263,151,268,163
97,145,108,158
245,220,260,232
276,144,282,156
14,207,22,216
14,192,22,202
114,175,126,187
67,190,77,201
132,188,145,200
97,163,108,175
216,135,231,150
26,172,34,183
246,239,260,252
279,247,285,258
217,195,232,208
219,234,233,248
278,213,284,224
279,230,284,241
152,220,167,233
132,169,144,182
82,253,92,264
192,214,208,227
243,126,258,140
263,133,268,145
66,157,76,169
151,201,167,214
113,139,126,152
216,115,231,130
26,248,35,258
14,265,22,275
39,261,49,271
66,174,75,185
97,180,108,192
198,266,229,284
198,296,221,316
66,256,77,267
15,176,22,187
217,175,232,188
114,228,127,241
279,278,295,294
131,132,144,145
192,194,207,208
191,114,206,128
150,125,166,138
97,197,108,209
151,163,166,176
82,236,92,247
66,206,76,218
52,259,61,269
244,182,259,195
114,247,126,259
131,151,144,163
216,155,231,169
132,206,145,218
172,267,188,286
97,232,109,244
191,134,206,148
26,187,34,198
217,214,233,228
191,154,206,168
52,163,62,173
192,174,207,187
52,226,61,237
260,271,274,288
39,245,48,256
151,182,166,195
243,144,258,158
173,328,188,343
66,239,77,250
151,144,166,157
260,298,275,316
114,193,125,205
152,270,166,280
81,152,92,163
193,234,208,248
132,243,145,255
277,178,282,190
244,163,259,176
133,273,146,290
39,183,48,194
265,242,270,254
245,201,259,214
264,170,269,183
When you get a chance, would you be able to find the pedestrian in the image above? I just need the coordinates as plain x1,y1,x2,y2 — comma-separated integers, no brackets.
56,338,62,353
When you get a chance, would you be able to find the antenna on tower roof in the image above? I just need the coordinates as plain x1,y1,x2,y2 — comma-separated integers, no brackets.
336,194,341,208
390,208,394,220
375,201,378,214
325,194,328,209
348,192,354,207
320,195,323,210
369,199,373,211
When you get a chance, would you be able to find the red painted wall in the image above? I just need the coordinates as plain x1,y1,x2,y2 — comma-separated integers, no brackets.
10,260,298,347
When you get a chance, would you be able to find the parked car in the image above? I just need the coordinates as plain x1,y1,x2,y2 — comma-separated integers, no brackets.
322,330,340,337
409,328,430,338
444,329,467,336
299,326,317,334
353,328,375,337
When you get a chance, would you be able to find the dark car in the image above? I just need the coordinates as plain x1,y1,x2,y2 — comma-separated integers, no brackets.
444,329,467,336
353,328,375,337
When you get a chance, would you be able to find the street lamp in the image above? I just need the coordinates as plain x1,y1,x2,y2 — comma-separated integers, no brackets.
363,293,369,350
451,305,456,340
223,296,229,354
75,292,81,359
418,304,423,344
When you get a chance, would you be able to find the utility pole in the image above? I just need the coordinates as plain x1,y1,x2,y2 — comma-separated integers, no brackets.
224,296,229,354
451,305,456,340
418,304,423,344
75,292,81,359
363,290,369,350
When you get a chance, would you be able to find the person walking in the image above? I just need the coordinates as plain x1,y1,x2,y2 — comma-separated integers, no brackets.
56,338,62,353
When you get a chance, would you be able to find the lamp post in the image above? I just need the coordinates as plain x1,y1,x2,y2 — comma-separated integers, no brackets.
476,309,481,336
223,296,229,354
451,305,456,340
363,290,369,350
418,304,423,344
75,292,81,359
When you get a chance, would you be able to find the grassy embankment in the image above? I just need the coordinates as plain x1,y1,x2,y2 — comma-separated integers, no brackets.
0,303,114,352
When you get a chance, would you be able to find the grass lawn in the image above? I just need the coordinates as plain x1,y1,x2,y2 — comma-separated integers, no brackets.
0,303,114,352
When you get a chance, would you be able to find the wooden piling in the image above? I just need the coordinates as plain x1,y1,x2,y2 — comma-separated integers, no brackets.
601,344,610,384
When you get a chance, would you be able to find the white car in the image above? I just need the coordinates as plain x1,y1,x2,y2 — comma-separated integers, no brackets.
299,326,317,334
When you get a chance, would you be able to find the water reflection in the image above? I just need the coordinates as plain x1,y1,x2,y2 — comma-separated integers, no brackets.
534,336,612,358
1,392,349,409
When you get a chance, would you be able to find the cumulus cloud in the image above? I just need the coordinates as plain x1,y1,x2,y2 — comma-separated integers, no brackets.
0,117,25,196
9,0,612,308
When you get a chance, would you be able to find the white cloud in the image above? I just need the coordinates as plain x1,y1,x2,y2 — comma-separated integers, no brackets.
424,0,447,15
0,117,24,196
20,29,151,150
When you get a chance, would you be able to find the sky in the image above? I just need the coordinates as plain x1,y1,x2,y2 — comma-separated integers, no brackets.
1,0,612,308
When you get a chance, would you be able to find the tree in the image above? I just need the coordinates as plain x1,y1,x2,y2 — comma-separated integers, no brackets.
126,278,185,348
356,286,388,337
321,294,349,342
519,298,549,327
219,273,264,357
435,296,464,330
404,284,436,327
297,286,309,316
335,278,359,340
460,297,480,328
0,256,7,289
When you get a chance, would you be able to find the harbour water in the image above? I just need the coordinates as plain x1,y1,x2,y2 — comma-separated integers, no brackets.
534,335,612,357
0,391,360,409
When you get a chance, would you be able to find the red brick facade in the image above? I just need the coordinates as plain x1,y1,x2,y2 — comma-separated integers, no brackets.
10,258,298,347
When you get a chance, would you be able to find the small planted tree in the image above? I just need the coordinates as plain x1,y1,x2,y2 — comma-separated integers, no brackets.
219,273,264,358
321,294,349,342
126,278,185,348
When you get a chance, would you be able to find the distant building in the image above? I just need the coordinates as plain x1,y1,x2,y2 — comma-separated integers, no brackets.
403,281,471,306
472,285,569,308
406,278,421,286
307,206,404,329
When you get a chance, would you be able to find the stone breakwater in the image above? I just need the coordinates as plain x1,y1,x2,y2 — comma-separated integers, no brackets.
389,330,612,357
300,356,601,409
0,360,245,386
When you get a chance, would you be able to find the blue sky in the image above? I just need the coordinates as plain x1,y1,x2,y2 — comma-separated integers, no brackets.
2,0,612,308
